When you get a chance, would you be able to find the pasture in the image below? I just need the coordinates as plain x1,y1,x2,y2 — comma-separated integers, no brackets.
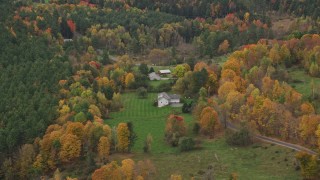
105,92,302,179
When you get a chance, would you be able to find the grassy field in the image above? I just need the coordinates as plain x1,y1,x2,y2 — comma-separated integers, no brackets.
132,139,301,180
288,66,320,98
288,66,320,113
105,93,302,179
106,93,193,153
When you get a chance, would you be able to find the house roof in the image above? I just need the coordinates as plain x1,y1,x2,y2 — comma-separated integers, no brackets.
148,72,161,79
158,92,180,100
169,94,180,100
159,69,171,74
158,92,171,99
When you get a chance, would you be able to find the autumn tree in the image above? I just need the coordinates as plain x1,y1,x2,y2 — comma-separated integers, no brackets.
299,115,320,146
165,115,187,146
199,106,220,138
117,54,134,71
59,134,81,163
300,102,315,115
17,144,36,178
194,61,209,72
223,58,241,75
66,122,84,139
117,123,130,152
121,159,135,180
218,81,237,100
91,161,122,180
135,159,156,179
53,168,62,180
125,73,135,88
98,136,110,164
269,44,281,65
295,152,320,179
218,40,230,54
220,69,237,83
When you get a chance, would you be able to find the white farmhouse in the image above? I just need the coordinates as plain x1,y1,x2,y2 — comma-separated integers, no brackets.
158,92,180,107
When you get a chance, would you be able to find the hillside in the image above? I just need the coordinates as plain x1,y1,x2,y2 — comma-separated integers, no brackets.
0,0,320,179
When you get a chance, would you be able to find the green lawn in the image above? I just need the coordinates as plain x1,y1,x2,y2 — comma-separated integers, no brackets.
149,65,175,72
106,93,193,153
288,66,320,98
149,79,175,89
105,92,302,179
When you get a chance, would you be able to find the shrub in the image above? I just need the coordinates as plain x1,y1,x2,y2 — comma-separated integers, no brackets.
193,123,200,135
136,87,148,99
225,128,252,146
179,137,195,152
143,134,153,153
156,82,172,92
165,115,187,146
182,102,193,113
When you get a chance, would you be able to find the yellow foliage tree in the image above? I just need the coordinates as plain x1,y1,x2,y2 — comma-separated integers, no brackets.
103,124,112,140
299,115,320,145
59,134,81,163
121,159,135,180
223,58,241,75
269,44,281,65
125,73,135,88
218,81,237,100
221,69,237,83
98,136,110,163
89,104,102,118
244,12,250,23
117,123,130,152
59,105,70,115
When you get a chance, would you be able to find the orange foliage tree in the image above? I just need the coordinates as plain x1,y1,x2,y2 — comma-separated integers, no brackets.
59,134,81,163
199,106,220,138
165,114,187,146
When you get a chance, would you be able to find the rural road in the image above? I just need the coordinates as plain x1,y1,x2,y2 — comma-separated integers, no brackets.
226,122,318,155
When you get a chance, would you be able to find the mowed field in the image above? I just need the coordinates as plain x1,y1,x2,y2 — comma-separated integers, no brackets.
105,93,302,179
106,93,193,153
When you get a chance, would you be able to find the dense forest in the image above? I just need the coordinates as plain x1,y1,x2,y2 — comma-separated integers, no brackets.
0,0,320,179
